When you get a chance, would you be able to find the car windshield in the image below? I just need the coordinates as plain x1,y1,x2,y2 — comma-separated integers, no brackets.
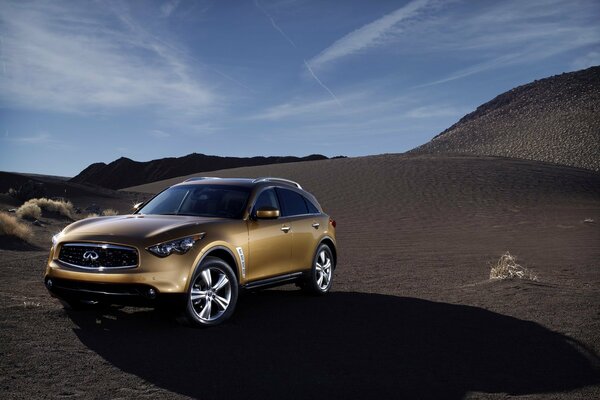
137,184,250,219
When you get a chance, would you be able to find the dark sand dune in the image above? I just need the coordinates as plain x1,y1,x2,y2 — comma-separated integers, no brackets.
2,154,599,399
0,170,150,217
128,154,600,303
0,171,124,202
71,153,330,190
411,66,600,171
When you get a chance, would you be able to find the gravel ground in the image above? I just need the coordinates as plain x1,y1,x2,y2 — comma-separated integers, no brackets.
2,154,599,399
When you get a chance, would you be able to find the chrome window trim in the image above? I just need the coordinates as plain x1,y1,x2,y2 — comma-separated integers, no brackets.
249,186,323,218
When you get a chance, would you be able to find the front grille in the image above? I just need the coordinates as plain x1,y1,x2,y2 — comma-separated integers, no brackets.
58,243,138,270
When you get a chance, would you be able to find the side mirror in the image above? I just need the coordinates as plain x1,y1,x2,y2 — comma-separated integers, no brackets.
255,206,280,219
132,202,144,212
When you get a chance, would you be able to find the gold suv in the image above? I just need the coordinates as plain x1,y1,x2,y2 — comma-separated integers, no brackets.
45,177,337,326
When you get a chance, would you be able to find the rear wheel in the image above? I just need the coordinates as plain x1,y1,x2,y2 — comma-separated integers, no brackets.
303,244,334,294
180,257,238,327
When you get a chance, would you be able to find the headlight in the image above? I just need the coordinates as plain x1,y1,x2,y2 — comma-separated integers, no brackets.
52,231,63,246
147,233,205,257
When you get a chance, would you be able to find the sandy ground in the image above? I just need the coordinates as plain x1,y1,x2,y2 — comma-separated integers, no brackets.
1,154,599,399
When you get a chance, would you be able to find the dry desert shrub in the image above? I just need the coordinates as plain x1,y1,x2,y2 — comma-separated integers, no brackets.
490,252,538,281
101,208,118,216
0,212,33,241
16,203,42,220
21,198,74,219
85,213,99,219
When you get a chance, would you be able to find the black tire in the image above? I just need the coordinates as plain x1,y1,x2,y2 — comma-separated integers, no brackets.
179,257,238,327
303,244,334,294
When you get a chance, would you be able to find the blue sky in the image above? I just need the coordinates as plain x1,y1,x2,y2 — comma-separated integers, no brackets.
1,0,599,176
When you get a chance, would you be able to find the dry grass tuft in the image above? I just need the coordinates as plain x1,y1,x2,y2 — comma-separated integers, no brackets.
16,203,42,220
490,252,537,281
21,198,74,219
85,213,99,219
0,212,33,241
101,208,119,216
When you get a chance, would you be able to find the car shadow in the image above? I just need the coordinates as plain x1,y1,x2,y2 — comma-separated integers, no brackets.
68,291,600,399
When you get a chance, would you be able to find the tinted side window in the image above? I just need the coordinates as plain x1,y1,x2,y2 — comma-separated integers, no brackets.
303,196,319,214
253,189,279,212
276,188,308,217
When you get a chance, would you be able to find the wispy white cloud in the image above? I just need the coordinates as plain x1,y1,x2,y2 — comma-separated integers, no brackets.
254,0,341,105
251,87,465,122
403,105,468,119
254,0,298,48
416,0,600,85
9,133,55,145
251,89,399,120
4,132,74,150
308,0,600,85
302,60,341,107
150,129,171,138
252,97,340,120
0,1,215,114
570,51,600,71
160,0,182,18
418,53,525,87
309,0,435,69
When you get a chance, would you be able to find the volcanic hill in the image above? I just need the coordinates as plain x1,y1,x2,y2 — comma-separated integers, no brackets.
410,66,600,171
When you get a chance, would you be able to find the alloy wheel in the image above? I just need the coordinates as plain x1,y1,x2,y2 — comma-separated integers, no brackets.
315,250,332,291
190,267,232,322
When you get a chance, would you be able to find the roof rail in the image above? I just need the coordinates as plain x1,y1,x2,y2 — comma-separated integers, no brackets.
183,177,221,182
253,177,302,189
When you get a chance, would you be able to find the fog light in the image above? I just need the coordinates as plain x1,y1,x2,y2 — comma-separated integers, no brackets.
147,288,157,299
46,279,53,289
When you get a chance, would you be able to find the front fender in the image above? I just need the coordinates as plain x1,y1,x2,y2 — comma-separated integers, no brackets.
185,241,245,291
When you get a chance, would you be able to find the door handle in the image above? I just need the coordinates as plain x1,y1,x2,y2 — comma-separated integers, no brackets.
281,225,291,233
311,222,320,229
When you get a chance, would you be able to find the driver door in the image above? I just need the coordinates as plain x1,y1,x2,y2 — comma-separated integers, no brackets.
246,188,292,281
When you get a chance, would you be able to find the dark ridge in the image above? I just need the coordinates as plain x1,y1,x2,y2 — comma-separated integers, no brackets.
0,171,121,199
410,66,600,171
70,153,330,190
71,162,107,184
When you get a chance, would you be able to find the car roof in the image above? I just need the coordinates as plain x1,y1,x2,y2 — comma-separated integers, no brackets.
172,177,303,190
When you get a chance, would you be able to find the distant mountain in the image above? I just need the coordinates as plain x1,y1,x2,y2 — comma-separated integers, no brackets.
0,171,121,199
410,66,600,171
71,153,329,189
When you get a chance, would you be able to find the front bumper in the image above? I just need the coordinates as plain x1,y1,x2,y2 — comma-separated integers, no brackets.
45,238,201,294
44,242,199,307
44,276,187,307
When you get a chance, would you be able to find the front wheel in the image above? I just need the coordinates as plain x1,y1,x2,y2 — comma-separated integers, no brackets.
180,257,238,327
303,244,334,294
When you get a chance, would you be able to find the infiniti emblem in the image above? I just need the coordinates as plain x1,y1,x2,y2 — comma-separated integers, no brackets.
83,250,99,261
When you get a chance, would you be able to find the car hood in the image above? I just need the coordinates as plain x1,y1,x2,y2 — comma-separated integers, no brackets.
59,214,219,246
